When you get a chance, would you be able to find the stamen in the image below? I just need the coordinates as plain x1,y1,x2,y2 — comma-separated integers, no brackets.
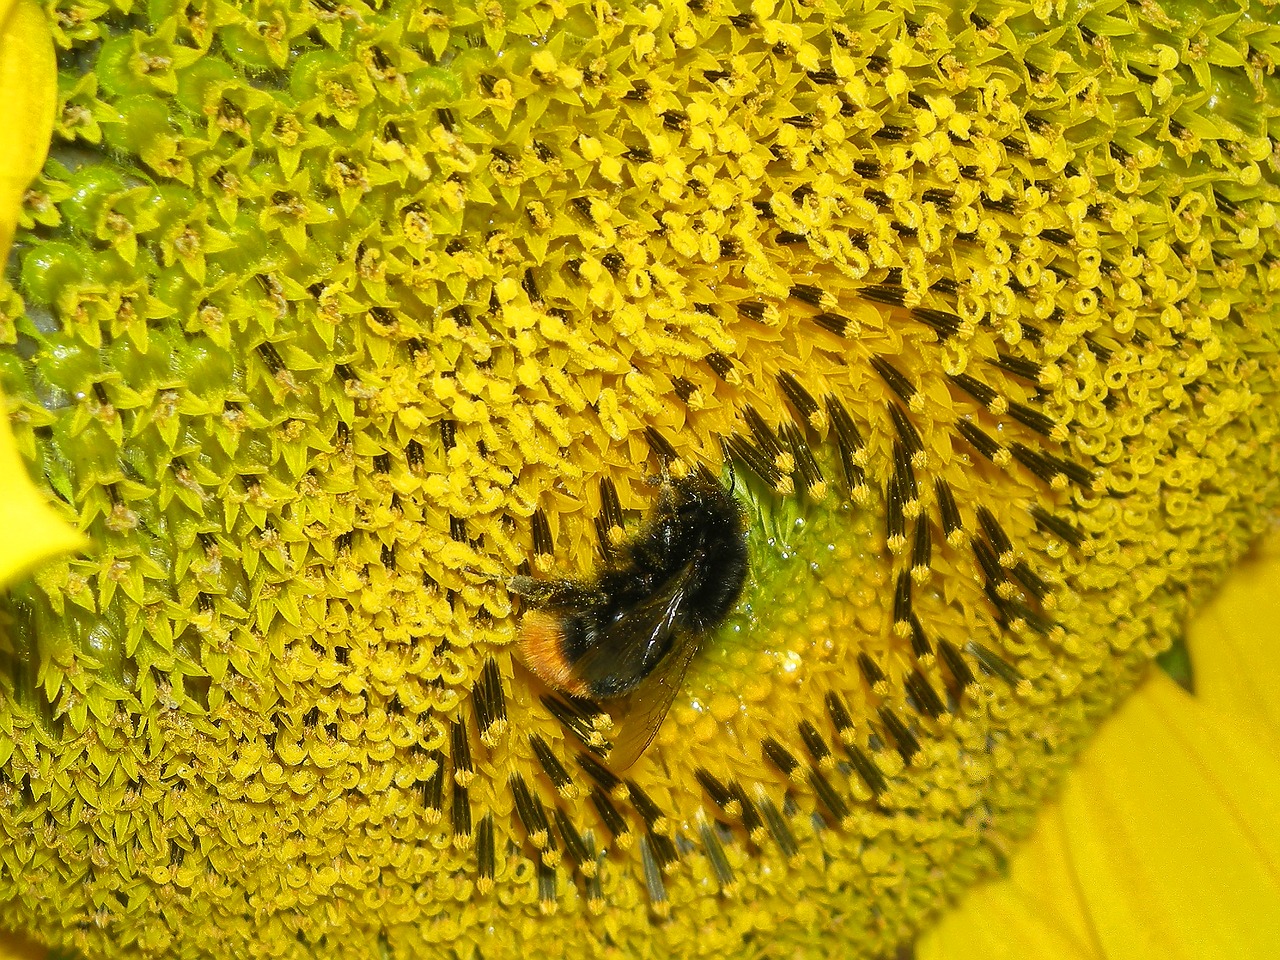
529,735,580,799
698,815,737,893
753,788,800,861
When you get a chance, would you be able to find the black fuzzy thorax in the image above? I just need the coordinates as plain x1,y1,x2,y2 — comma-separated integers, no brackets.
556,474,749,698
600,475,748,630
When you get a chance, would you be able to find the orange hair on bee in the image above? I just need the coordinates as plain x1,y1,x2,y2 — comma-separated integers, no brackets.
517,610,590,697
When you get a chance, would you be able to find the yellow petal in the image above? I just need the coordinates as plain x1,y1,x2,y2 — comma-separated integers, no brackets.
1184,529,1280,743
0,402,85,587
917,804,1103,960
1058,670,1280,960
0,0,57,261
923,599,1280,960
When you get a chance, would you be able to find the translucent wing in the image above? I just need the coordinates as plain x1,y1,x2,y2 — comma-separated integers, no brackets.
599,635,700,771
568,574,690,699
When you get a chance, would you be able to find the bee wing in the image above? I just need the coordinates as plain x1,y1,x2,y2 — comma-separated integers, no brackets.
569,578,689,699
602,635,699,771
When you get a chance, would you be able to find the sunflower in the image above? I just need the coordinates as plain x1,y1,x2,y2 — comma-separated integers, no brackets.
1,0,1278,957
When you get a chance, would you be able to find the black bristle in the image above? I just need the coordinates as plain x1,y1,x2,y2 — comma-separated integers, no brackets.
584,835,604,908
421,750,445,823
873,123,909,141
812,311,856,337
532,507,553,559
451,719,474,786
522,267,541,303
921,188,954,209
798,720,834,769
1006,400,1059,438
893,571,913,630
1039,448,1095,488
541,695,611,757
1012,560,1052,602
450,515,468,544
972,536,1007,587
777,372,821,426
937,638,976,691
576,752,624,797
878,707,920,764
934,477,963,542
595,476,624,560
647,830,679,872
706,352,735,381
844,741,888,796
554,808,593,874
827,395,868,496
886,475,906,550
725,434,787,492
699,818,736,891
949,373,1000,410
808,767,851,826
956,419,1005,464
912,518,932,575
859,284,907,307
990,352,1044,383
905,669,946,719
476,814,495,891
857,652,887,690
644,425,679,465
589,788,629,846
761,737,801,780
639,836,669,913
790,283,827,307
537,856,558,908
1009,442,1064,486
908,614,934,660
510,772,553,850
626,780,669,835
781,423,825,498
1030,504,1087,548
728,781,766,843
967,641,1023,687
888,404,924,455
911,306,962,339
529,735,578,798
975,505,1015,563
743,406,788,466
451,781,472,846
695,769,734,812
892,441,919,506
825,691,855,743
870,356,918,405
754,789,799,859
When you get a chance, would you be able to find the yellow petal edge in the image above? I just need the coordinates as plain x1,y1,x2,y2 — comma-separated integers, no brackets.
0,0,58,260
0,0,83,590
921,535,1280,960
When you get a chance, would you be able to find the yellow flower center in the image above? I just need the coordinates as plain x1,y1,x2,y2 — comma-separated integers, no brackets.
1,0,1278,956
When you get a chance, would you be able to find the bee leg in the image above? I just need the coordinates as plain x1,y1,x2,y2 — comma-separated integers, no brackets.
508,575,592,608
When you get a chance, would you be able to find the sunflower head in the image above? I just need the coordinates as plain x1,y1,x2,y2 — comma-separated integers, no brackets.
1,0,1278,956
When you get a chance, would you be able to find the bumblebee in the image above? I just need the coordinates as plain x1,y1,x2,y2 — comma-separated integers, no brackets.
513,469,749,767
